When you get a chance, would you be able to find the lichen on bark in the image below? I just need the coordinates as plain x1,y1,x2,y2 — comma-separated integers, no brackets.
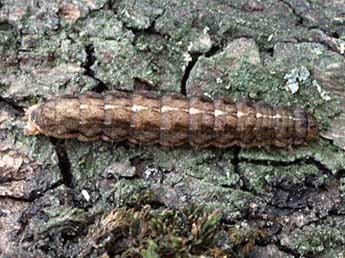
0,0,345,257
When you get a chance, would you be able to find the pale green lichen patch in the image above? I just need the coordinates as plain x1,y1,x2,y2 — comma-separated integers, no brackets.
268,42,344,71
1,31,96,102
146,147,238,186
0,23,18,74
188,41,336,113
65,141,127,189
89,33,187,92
4,111,60,171
100,179,151,209
229,61,339,129
133,34,188,93
116,0,164,30
240,139,345,175
1,0,344,257
74,10,130,40
240,163,326,194
0,105,61,202
64,142,248,218
187,38,262,96
39,207,90,235
284,217,345,256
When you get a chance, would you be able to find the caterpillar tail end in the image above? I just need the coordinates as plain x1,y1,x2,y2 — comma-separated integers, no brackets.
24,104,43,136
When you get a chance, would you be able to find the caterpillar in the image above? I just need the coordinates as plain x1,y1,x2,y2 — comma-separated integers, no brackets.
24,91,318,148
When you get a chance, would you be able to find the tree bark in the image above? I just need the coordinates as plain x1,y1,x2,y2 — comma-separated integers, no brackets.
1,0,345,257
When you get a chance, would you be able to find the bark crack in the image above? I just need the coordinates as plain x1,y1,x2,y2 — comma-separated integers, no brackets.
278,0,305,27
51,139,74,188
274,240,300,258
231,147,253,192
238,156,333,177
180,44,223,95
180,52,200,96
278,0,344,55
83,44,108,93
0,97,25,114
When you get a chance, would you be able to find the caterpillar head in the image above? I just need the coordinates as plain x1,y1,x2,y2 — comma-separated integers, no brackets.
24,104,44,136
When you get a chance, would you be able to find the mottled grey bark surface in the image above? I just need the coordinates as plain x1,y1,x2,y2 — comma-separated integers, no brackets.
0,0,345,257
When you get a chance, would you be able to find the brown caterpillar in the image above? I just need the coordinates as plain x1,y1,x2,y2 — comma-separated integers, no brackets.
24,91,318,148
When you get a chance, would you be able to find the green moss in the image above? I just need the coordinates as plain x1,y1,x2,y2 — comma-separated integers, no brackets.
73,204,273,257
142,240,159,258
9,114,55,158
109,182,155,208
80,205,223,258
228,224,267,255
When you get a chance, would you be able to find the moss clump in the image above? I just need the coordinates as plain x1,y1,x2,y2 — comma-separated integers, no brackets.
79,205,222,258
75,204,272,258
228,225,267,255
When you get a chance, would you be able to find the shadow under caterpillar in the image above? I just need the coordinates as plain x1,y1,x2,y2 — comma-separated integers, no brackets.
24,91,318,148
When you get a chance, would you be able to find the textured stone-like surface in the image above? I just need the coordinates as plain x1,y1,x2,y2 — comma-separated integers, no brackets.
0,0,344,257
0,102,61,254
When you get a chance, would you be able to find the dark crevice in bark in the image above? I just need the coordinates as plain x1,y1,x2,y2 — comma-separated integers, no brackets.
266,47,275,57
0,20,15,31
222,2,264,13
28,180,64,201
258,45,275,59
180,53,200,96
274,240,300,258
180,43,224,95
305,157,333,176
126,9,168,43
239,156,333,177
278,0,306,27
129,21,167,40
332,31,340,39
258,44,275,66
277,0,344,55
279,0,338,38
328,209,345,217
104,0,117,10
83,44,108,93
13,25,23,73
232,147,251,192
280,37,342,56
0,178,63,202
51,139,74,188
0,97,25,114
335,168,345,180
129,25,166,42
204,44,222,57
0,195,34,203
